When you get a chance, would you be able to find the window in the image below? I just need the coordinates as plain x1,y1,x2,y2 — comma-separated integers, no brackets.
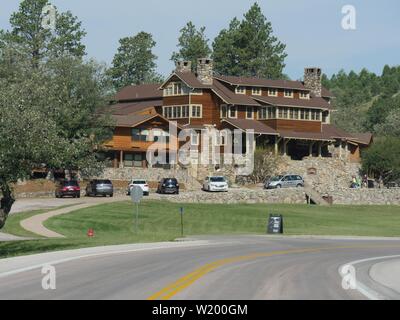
284,89,293,98
220,104,228,118
131,128,147,142
300,91,310,99
300,109,310,120
191,105,202,118
246,107,253,119
133,154,143,167
191,88,203,95
252,87,261,96
229,106,237,118
191,132,199,145
163,105,190,119
268,88,278,97
322,111,329,123
163,82,188,96
310,109,321,121
258,107,276,120
235,86,246,95
278,107,289,119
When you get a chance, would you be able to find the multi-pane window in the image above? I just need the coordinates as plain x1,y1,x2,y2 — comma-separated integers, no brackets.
284,89,293,98
258,107,276,119
310,109,321,121
163,82,188,96
246,107,253,119
268,88,278,97
191,105,202,118
235,86,246,94
299,91,310,99
191,89,203,95
229,106,237,118
163,105,190,119
252,88,262,96
220,104,228,118
322,111,329,123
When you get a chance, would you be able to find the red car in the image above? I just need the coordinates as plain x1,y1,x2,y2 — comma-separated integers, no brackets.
55,180,81,198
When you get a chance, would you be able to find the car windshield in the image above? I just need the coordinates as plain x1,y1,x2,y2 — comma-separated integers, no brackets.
210,177,226,182
270,176,283,182
64,181,78,186
165,179,177,184
132,180,146,185
96,180,112,184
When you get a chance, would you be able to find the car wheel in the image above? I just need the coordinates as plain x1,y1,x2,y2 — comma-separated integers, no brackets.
208,186,210,192
77,194,81,198
110,194,113,197
276,184,282,189
297,184,303,188
55,193,59,199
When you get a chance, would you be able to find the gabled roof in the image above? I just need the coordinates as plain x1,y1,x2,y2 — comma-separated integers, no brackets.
114,84,162,102
160,71,211,89
214,75,307,91
222,119,278,135
111,113,179,129
212,80,261,106
278,130,334,142
253,95,332,110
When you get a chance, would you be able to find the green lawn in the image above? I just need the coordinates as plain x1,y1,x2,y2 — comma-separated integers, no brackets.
1,201,400,259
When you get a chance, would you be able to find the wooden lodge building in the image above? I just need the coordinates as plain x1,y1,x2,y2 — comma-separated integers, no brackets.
104,59,372,169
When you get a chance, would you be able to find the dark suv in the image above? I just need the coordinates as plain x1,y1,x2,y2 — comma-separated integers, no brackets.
157,178,179,194
86,179,114,197
55,180,81,198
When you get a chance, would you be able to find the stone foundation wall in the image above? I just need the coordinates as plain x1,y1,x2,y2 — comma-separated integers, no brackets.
153,188,307,204
330,188,400,205
278,157,361,194
100,167,202,190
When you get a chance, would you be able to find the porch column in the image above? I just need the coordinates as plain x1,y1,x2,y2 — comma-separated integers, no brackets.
318,142,322,158
283,139,289,156
339,141,343,159
274,136,280,155
309,142,315,157
119,150,124,168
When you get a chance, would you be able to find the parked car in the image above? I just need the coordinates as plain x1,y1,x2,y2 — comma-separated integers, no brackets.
127,179,149,196
265,175,304,189
86,179,113,197
55,180,81,198
203,176,228,192
157,178,179,194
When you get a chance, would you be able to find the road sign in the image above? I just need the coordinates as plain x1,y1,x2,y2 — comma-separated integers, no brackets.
130,186,143,203
267,214,283,234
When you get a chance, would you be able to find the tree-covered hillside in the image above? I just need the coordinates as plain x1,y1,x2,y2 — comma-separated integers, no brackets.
322,65,400,137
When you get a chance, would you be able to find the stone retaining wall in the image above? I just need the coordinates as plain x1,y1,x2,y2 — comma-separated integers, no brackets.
329,188,400,205
100,168,201,190
149,188,307,204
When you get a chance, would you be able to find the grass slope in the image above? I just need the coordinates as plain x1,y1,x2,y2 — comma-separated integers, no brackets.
1,201,399,259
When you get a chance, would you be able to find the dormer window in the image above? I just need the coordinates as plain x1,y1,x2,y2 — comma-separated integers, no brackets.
252,88,262,96
163,82,188,96
246,107,254,119
235,86,246,95
300,91,310,99
284,89,293,98
229,106,237,118
268,88,278,97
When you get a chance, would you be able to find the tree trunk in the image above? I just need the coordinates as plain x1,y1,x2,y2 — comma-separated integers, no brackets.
0,185,15,229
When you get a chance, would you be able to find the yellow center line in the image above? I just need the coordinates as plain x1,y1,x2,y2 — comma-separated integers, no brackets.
147,244,400,300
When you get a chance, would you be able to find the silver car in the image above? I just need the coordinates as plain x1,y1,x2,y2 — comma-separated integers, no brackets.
265,175,304,189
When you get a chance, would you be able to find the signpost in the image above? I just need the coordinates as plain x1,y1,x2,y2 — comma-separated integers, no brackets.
130,186,143,233
180,207,184,237
267,214,283,234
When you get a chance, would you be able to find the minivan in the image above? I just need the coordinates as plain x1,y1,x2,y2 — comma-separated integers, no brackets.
265,175,304,189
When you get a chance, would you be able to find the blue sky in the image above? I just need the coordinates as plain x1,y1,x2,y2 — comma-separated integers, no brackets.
1,0,399,79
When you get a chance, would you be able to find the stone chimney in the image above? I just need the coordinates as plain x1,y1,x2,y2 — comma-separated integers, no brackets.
175,60,192,73
304,67,322,97
197,58,213,85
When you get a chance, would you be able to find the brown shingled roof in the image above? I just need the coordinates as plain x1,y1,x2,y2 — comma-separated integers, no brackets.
109,100,162,116
278,130,334,141
215,75,307,91
321,87,334,98
222,119,278,135
115,84,162,102
253,95,332,110
160,72,211,89
212,80,261,106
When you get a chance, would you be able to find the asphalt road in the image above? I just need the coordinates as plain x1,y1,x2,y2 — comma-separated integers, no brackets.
1,235,400,300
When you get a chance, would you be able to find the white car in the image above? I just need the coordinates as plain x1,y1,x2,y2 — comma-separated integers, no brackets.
127,179,149,196
203,176,229,192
